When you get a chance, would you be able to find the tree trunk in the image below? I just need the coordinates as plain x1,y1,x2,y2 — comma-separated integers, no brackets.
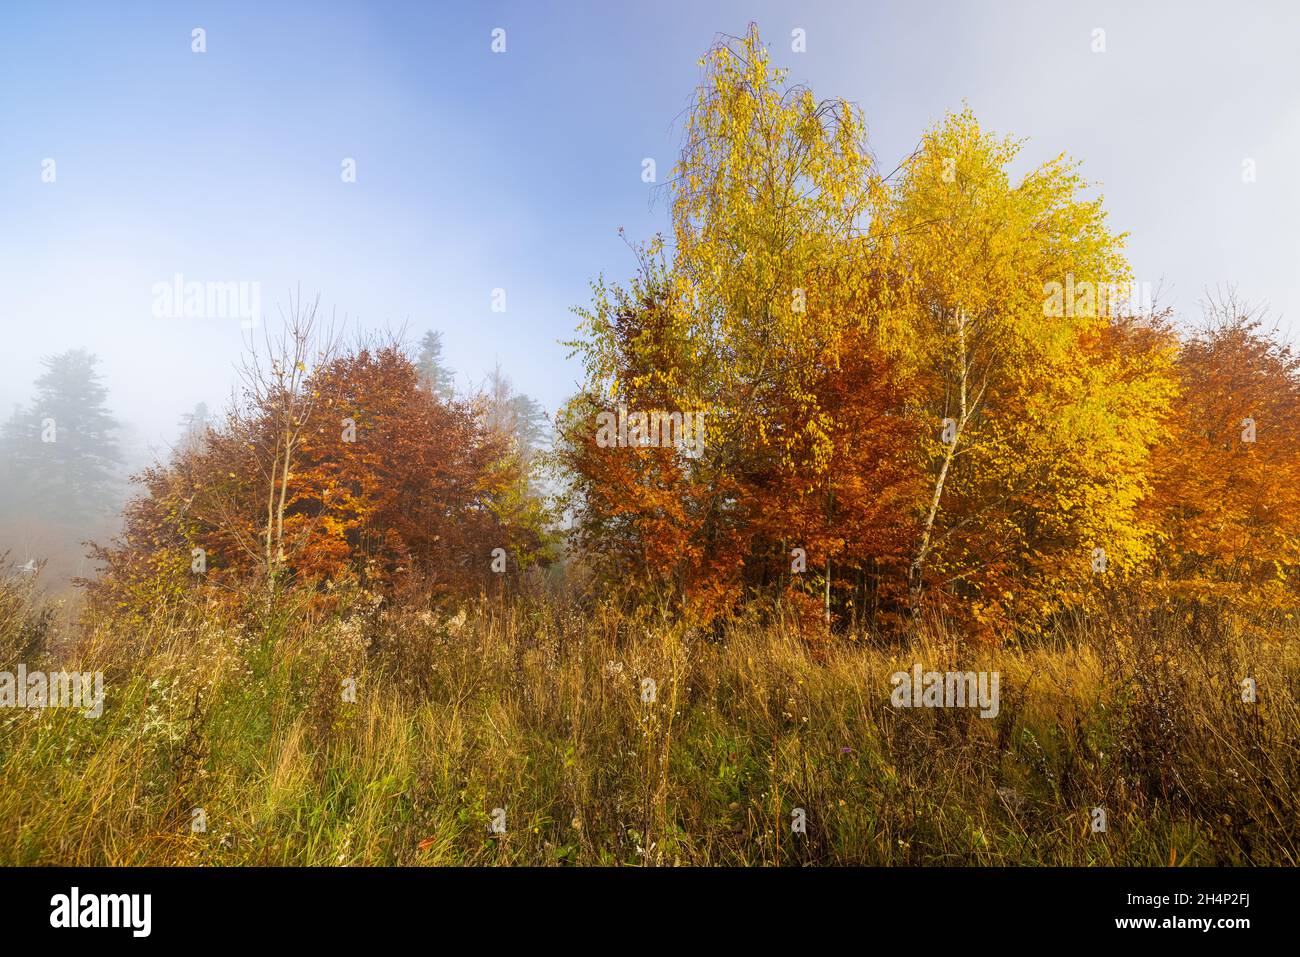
909,309,970,615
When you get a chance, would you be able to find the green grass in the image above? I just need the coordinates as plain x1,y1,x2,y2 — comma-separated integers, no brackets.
1,579,1296,866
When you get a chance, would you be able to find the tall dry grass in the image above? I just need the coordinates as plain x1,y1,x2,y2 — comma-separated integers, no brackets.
1,571,1296,865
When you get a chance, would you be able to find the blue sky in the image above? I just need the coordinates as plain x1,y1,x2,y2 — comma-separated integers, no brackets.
2,0,1297,456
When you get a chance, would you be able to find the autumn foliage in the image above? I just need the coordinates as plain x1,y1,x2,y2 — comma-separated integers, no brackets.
557,28,1300,639
1147,304,1300,625
92,337,547,612
94,29,1300,644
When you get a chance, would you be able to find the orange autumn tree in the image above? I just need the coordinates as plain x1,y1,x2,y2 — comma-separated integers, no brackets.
274,345,546,595
559,28,917,627
557,253,741,618
91,336,548,613
1147,299,1300,626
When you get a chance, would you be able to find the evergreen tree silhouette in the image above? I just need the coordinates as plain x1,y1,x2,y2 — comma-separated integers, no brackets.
0,349,122,527
415,330,456,398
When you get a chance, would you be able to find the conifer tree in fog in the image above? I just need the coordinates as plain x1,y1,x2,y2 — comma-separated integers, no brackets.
416,330,457,398
0,349,122,527
178,401,211,455
482,364,550,465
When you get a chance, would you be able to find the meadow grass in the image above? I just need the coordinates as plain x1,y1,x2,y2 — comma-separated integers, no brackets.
1,576,1296,866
